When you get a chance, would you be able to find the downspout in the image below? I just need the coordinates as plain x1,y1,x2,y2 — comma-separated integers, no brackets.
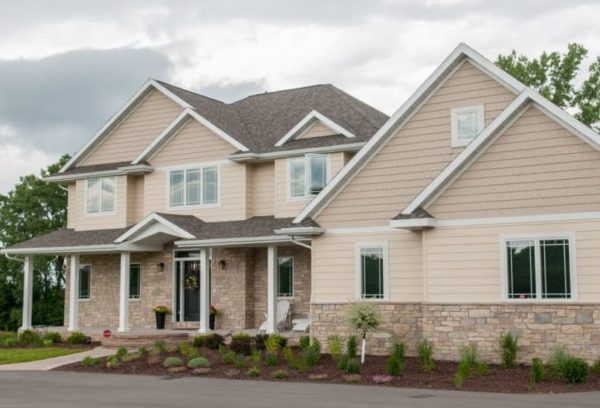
4,253,25,263
58,184,69,192
289,236,312,250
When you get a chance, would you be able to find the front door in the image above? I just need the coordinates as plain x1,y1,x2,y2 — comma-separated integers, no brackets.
175,259,201,322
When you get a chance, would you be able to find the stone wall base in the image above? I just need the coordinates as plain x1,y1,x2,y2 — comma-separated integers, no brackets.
311,303,600,363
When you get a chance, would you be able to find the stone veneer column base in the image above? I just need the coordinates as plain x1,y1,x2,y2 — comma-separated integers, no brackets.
311,303,600,363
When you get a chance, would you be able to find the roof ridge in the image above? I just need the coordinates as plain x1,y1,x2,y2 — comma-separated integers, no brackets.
232,83,332,104
155,80,226,105
326,85,388,128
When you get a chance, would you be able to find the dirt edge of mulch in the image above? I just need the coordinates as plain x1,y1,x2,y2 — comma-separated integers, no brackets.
53,349,600,394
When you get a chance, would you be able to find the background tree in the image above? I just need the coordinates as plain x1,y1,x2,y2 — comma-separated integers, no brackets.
496,43,600,131
0,155,69,330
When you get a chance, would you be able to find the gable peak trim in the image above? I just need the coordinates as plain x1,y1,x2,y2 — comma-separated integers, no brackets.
114,213,196,243
274,110,356,147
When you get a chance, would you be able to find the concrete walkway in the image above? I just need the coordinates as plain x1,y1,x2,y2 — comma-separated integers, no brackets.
0,371,599,408
0,346,113,371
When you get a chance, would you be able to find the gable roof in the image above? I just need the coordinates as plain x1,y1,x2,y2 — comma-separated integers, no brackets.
400,88,600,216
292,43,527,225
274,110,356,146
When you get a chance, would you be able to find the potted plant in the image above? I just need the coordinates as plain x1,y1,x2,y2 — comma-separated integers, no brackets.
153,305,171,330
209,305,220,330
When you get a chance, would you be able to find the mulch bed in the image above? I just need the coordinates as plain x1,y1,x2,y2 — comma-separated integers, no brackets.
54,348,600,393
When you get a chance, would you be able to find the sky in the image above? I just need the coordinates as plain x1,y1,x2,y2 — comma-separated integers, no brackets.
0,0,599,193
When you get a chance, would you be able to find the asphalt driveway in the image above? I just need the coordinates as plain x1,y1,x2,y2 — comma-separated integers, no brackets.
0,371,599,408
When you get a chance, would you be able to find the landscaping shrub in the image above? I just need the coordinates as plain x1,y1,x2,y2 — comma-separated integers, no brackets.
43,339,53,347
453,344,486,388
192,335,207,348
163,357,183,368
81,356,102,367
345,358,361,374
417,339,435,372
246,366,261,377
299,336,311,351
265,335,282,355
386,342,406,376
204,334,225,350
499,332,518,369
251,349,262,364
347,336,358,359
327,335,344,362
266,334,287,350
283,347,298,369
302,344,320,368
138,347,148,355
116,347,128,360
347,301,382,363
187,357,210,369
222,351,236,365
233,354,248,369
272,369,288,379
562,357,589,384
153,340,167,354
592,358,600,374
529,357,545,386
179,342,199,359
547,345,569,378
230,333,252,356
18,330,42,346
254,334,268,351
67,332,90,345
3,337,17,348
218,344,228,354
43,332,63,345
106,356,120,369
337,354,349,371
265,352,278,366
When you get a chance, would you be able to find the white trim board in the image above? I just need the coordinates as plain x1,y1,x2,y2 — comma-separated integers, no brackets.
115,213,196,243
293,42,526,225
275,110,356,147
229,142,365,162
401,88,600,215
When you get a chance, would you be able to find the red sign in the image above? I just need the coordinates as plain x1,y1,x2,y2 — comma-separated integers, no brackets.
103,329,112,338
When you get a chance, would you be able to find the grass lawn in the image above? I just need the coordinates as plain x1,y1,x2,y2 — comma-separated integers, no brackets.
0,348,85,365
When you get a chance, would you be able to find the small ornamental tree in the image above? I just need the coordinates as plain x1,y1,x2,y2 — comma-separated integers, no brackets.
347,302,381,363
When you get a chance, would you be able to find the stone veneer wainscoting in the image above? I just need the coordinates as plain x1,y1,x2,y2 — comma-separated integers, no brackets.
311,303,600,363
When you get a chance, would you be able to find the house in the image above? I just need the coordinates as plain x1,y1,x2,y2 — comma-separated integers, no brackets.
3,43,600,362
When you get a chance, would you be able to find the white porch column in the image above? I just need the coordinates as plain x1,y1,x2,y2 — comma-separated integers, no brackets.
67,254,80,332
20,255,34,332
266,245,278,334
199,249,211,333
118,252,130,332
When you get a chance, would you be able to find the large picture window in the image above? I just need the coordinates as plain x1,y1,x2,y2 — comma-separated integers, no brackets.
504,237,574,300
169,166,219,208
86,177,116,214
79,265,91,300
288,154,328,199
356,243,387,300
277,257,294,297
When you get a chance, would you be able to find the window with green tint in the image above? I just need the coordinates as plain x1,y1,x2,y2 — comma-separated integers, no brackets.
79,265,91,299
541,239,571,299
360,247,385,299
506,240,536,299
277,257,293,297
130,264,141,299
504,238,573,300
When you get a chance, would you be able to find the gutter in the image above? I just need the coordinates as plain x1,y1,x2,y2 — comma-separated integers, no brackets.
44,164,154,183
4,253,25,263
229,143,365,162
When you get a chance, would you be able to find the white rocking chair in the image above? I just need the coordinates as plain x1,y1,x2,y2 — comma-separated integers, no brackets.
259,299,292,332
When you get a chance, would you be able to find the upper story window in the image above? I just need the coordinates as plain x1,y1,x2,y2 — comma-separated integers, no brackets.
502,236,575,301
86,177,116,214
169,166,219,208
451,105,484,147
288,154,328,200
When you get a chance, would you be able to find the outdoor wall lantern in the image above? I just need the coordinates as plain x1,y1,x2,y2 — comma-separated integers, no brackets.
157,262,165,272
218,260,226,270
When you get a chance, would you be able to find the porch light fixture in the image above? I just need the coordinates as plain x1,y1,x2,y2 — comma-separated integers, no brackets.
157,262,165,272
218,260,226,270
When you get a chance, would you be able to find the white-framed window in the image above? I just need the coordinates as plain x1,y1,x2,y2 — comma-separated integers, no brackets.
129,263,141,300
79,265,91,300
169,166,219,208
451,105,484,147
288,154,328,200
355,242,388,300
277,257,294,298
86,177,116,214
501,234,576,301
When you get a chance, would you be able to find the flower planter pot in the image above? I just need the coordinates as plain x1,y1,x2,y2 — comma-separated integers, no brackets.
155,312,166,330
209,314,215,330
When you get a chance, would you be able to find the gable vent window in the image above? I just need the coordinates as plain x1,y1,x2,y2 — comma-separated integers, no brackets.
288,154,328,200
169,166,219,208
451,105,484,147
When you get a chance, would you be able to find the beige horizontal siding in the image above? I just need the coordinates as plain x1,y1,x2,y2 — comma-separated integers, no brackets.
81,90,182,165
127,176,144,225
311,230,422,303
67,183,76,229
316,60,516,228
424,220,600,303
297,121,336,140
150,118,237,165
274,152,346,218
73,176,128,231
143,162,246,222
246,162,275,217
428,106,600,218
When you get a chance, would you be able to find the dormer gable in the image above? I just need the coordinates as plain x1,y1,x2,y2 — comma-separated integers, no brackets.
274,110,356,147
